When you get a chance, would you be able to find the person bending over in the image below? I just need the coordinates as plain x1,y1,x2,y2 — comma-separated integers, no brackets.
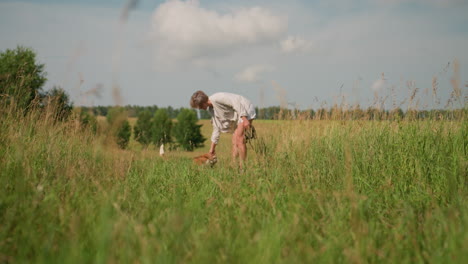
190,90,256,170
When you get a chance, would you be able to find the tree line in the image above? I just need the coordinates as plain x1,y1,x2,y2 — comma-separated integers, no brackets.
127,107,205,151
83,105,465,121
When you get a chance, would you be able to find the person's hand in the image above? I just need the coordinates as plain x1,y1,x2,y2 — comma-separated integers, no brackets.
209,149,216,157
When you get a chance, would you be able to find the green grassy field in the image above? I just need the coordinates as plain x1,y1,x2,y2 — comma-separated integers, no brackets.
1,108,467,263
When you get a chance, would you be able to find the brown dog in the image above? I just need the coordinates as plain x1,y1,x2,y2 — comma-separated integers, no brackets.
193,153,217,167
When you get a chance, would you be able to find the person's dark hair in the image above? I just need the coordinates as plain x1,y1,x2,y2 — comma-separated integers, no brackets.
190,90,208,108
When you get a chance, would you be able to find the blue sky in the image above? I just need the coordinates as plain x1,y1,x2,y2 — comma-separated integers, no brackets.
0,0,467,109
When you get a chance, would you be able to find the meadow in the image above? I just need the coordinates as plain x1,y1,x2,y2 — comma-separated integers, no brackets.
0,106,467,263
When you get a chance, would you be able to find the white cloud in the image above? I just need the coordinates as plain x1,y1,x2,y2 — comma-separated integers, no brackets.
280,35,313,53
148,0,287,65
235,64,274,83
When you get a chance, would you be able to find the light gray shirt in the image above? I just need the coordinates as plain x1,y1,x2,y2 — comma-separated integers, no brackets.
208,92,256,144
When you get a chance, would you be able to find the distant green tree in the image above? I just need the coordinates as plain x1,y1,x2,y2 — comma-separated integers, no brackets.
125,105,138,118
134,110,153,147
390,108,404,121
151,108,172,147
42,86,73,121
96,106,108,116
166,106,175,118
79,109,97,134
0,46,47,110
107,107,131,149
116,121,131,149
173,108,205,151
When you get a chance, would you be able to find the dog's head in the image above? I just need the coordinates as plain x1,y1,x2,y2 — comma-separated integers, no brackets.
193,153,217,167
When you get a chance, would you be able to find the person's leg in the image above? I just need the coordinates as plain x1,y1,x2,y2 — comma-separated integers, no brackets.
232,132,239,165
241,120,253,162
234,123,247,169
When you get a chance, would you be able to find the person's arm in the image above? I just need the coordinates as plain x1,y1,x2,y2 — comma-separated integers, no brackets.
209,141,217,155
240,116,250,128
210,122,220,154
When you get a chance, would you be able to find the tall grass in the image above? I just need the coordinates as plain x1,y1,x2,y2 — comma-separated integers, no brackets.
0,101,467,263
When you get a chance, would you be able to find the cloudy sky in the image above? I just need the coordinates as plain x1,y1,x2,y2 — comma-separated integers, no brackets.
0,0,467,109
